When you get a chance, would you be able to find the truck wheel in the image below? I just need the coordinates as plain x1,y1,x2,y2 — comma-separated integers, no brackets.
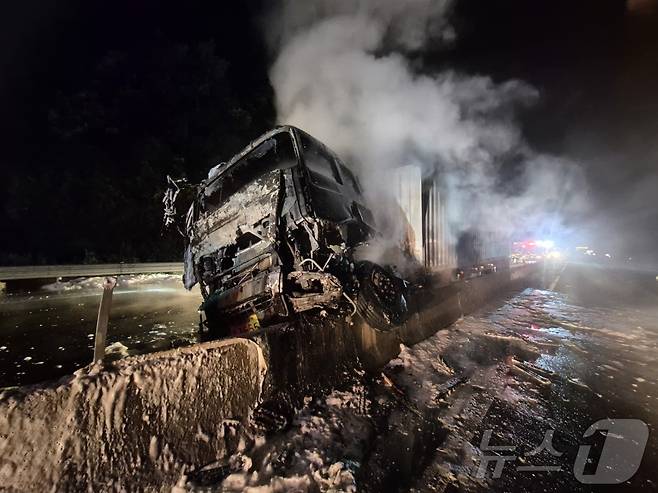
355,261,409,332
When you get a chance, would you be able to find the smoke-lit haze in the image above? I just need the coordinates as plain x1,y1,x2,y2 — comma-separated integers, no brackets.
265,0,588,244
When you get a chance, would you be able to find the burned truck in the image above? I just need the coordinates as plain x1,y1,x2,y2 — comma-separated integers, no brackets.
180,126,411,337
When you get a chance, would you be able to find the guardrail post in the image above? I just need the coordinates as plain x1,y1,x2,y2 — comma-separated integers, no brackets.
93,276,117,363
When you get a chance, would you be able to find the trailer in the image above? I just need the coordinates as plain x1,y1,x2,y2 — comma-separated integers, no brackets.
390,166,510,283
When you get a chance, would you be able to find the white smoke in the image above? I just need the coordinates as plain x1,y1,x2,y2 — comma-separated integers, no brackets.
265,0,588,242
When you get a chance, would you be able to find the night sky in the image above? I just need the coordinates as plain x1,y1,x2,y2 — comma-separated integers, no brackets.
1,0,657,265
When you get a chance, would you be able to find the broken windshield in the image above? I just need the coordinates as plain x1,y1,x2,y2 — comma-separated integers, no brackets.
202,132,297,214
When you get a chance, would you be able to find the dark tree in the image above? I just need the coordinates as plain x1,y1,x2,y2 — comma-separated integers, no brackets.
2,38,274,264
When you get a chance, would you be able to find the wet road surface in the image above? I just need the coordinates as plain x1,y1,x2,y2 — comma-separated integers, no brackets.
2,262,657,491
0,274,202,388
202,262,658,492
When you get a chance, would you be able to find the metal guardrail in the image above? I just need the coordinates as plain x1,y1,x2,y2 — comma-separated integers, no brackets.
0,263,184,281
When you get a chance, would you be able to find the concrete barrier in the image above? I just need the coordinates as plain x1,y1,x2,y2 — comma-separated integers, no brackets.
352,265,539,369
0,338,266,492
351,283,462,370
352,319,402,371
249,311,360,404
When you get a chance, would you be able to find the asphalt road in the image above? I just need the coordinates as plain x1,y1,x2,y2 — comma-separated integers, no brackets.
0,274,201,388
2,262,657,491
204,262,658,492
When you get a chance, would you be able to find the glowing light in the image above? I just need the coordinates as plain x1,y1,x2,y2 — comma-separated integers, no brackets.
547,251,562,259
536,240,555,249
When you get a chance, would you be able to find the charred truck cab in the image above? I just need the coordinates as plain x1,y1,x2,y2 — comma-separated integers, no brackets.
183,126,409,337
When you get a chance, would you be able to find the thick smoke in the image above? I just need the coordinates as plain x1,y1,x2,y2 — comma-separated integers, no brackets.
265,0,588,243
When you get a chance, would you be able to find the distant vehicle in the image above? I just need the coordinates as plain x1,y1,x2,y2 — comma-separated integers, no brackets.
177,126,411,337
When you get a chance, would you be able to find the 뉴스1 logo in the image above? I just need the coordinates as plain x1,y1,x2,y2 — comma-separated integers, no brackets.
476,418,649,484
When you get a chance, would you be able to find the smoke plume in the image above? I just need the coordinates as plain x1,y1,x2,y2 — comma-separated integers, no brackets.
265,0,588,243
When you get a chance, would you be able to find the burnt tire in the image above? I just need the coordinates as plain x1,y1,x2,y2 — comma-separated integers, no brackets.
355,261,409,332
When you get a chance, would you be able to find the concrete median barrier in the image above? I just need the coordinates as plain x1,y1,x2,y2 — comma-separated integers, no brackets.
0,338,266,492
